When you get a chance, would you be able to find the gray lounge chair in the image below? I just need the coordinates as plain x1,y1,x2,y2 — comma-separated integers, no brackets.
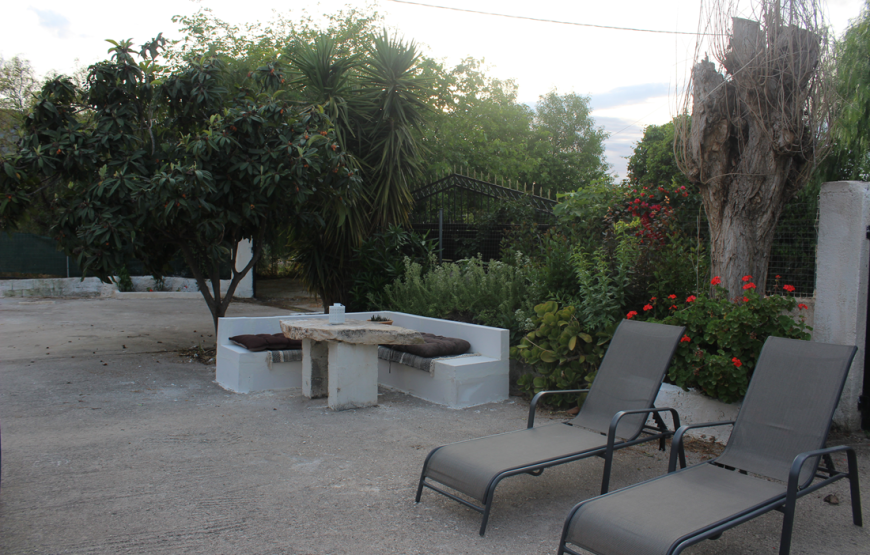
558,336,861,555
416,319,686,535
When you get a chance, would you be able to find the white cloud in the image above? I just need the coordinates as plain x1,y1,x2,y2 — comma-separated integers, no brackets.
28,8,73,39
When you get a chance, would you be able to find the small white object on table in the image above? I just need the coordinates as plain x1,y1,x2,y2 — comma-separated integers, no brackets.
280,318,423,410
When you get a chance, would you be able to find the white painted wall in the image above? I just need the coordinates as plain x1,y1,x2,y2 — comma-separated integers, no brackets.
813,181,869,430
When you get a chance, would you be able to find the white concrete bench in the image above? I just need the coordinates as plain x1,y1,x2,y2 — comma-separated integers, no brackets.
216,311,509,409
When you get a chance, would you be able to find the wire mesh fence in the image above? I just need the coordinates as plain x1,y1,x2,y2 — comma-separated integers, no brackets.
695,203,817,297
411,203,818,297
0,232,82,278
0,233,203,279
2,201,818,298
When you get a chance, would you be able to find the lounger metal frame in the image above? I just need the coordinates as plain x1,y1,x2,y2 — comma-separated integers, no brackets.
416,388,682,536
557,338,862,555
558,422,862,555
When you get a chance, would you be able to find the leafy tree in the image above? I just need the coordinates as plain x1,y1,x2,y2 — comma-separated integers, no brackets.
0,38,361,330
167,5,383,68
532,91,610,192
627,119,691,190
168,8,434,308
817,0,870,182
280,32,434,307
0,55,39,113
421,63,611,196
420,58,539,186
0,56,40,153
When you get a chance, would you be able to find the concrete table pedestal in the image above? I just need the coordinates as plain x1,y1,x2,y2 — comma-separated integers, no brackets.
281,319,423,411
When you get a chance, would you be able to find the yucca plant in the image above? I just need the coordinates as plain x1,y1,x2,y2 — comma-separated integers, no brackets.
283,30,434,308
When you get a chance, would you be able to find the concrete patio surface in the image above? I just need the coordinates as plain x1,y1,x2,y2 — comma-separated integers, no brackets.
1,296,868,554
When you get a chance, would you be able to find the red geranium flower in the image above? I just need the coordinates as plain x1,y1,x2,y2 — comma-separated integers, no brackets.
743,297,749,303
775,275,781,279
798,303,809,310
742,275,752,282
669,304,677,310
667,294,677,300
643,304,653,311
686,295,696,303
650,297,657,301
732,357,742,368
742,283,756,290
783,284,796,292
680,335,691,343
711,276,722,285
626,311,638,319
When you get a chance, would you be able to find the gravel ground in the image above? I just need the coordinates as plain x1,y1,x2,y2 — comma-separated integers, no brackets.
1,297,868,554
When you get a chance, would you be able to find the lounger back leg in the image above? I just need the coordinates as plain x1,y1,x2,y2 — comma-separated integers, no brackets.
846,448,864,527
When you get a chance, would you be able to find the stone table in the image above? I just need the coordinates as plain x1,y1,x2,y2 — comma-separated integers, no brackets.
280,318,424,410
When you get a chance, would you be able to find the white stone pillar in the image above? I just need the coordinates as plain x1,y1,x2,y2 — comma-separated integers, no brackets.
327,342,379,411
301,339,329,399
233,239,254,298
813,181,870,430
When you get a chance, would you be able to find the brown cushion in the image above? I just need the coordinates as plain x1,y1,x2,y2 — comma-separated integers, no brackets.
229,333,302,352
390,333,470,358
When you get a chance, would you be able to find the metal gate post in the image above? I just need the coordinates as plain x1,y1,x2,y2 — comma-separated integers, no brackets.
438,208,443,264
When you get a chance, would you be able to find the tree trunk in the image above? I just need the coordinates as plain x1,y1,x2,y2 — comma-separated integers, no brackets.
179,234,264,334
682,16,820,297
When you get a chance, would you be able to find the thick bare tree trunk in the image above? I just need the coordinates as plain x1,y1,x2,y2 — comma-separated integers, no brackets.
682,15,821,297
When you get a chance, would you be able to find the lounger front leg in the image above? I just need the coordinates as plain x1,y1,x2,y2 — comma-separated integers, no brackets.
416,446,443,503
479,473,511,536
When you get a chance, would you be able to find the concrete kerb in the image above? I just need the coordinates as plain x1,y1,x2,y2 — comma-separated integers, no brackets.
1,275,250,299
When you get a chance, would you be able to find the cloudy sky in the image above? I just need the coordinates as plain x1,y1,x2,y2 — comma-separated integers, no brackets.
1,0,865,178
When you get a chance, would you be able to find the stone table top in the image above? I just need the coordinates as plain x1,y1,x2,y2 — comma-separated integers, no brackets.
280,318,425,346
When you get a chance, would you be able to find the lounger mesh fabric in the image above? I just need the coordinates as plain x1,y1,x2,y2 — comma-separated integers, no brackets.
423,319,685,503
714,338,856,485
426,424,616,503
563,337,858,555
567,320,689,439
566,464,787,555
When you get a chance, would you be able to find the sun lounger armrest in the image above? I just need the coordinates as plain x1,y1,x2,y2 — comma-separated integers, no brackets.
668,420,736,472
596,408,682,495
607,407,682,452
527,389,589,428
787,445,859,495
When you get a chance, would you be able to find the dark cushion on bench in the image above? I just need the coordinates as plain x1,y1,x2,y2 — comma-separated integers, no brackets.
229,333,302,352
389,333,470,358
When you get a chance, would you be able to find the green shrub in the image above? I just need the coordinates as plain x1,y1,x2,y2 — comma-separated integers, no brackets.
552,178,623,251
511,301,614,408
115,265,133,292
348,225,435,311
380,253,540,343
565,220,640,331
633,275,811,403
